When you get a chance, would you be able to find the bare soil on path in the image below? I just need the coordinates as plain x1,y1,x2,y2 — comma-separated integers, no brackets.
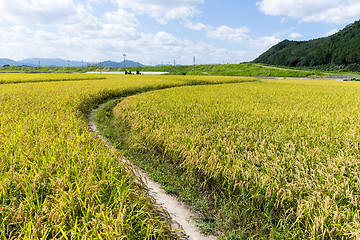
88,104,218,240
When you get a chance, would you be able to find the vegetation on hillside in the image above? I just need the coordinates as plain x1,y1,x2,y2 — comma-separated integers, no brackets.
254,19,360,71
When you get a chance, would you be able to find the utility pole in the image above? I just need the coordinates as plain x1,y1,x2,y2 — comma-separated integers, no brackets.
38,60,41,73
100,61,102,74
193,56,196,71
174,60,176,75
123,53,126,73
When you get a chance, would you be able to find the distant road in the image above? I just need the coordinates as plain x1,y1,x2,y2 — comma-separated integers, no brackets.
255,64,360,81
254,64,299,71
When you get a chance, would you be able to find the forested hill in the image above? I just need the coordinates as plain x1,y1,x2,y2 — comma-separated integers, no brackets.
253,19,360,70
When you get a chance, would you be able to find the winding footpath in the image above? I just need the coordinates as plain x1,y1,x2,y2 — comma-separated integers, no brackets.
88,104,217,240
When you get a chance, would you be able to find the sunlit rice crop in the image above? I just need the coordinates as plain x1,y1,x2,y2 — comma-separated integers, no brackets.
114,79,360,238
0,73,105,84
0,74,252,238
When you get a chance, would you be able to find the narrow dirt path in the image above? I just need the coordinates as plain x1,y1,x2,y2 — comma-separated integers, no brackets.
88,104,218,240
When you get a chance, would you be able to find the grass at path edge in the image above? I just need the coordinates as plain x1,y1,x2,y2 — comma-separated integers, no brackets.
93,80,301,239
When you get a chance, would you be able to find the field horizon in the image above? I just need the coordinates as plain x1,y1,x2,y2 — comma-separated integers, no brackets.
2,70,360,238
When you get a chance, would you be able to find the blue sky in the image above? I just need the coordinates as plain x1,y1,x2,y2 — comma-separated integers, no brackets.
0,0,359,65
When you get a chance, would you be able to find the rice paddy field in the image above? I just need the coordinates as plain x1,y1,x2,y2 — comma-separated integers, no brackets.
3,72,360,239
111,79,360,239
0,73,252,239
0,73,105,84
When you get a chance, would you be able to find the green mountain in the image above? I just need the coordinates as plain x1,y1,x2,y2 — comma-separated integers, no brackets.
253,20,360,70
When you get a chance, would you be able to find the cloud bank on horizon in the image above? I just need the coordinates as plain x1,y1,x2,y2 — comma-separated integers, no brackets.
0,0,359,65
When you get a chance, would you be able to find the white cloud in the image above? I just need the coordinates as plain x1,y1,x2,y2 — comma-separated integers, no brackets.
182,21,280,61
248,35,281,59
324,29,339,37
34,30,60,41
122,32,246,65
112,0,204,24
191,22,280,53
0,0,142,61
0,0,284,64
0,13,244,64
207,25,250,42
183,21,207,31
257,0,360,24
0,0,78,25
104,9,139,27
250,36,281,49
184,21,277,50
303,4,360,24
289,32,302,39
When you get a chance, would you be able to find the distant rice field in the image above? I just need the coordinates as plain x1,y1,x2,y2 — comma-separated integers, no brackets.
0,73,105,84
